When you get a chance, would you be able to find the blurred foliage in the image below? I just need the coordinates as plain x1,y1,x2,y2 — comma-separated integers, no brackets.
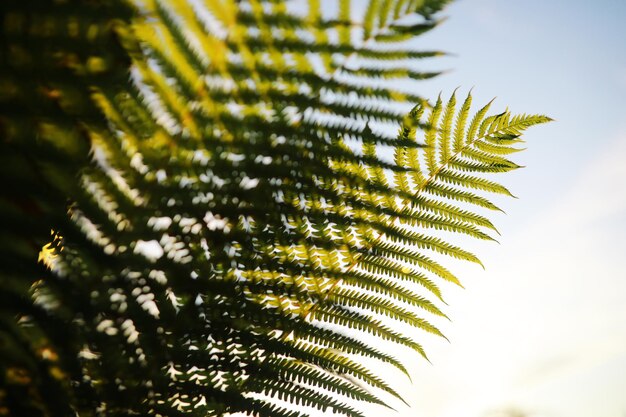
0,0,548,416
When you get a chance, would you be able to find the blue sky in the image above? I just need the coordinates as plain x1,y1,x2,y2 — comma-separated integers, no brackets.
413,0,626,215
357,1,626,416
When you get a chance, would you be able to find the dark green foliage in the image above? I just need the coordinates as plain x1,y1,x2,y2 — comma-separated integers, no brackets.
0,1,548,416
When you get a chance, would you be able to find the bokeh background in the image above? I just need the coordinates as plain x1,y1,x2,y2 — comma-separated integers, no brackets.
365,0,626,416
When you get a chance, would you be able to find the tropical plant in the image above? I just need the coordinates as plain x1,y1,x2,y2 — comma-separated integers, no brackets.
0,1,549,416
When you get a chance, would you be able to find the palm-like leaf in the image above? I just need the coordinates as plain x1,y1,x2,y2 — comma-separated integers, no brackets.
0,1,548,416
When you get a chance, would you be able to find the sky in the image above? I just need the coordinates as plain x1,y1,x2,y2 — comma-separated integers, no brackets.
357,0,626,416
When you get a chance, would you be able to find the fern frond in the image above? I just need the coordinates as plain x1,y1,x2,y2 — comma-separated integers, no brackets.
0,1,550,416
